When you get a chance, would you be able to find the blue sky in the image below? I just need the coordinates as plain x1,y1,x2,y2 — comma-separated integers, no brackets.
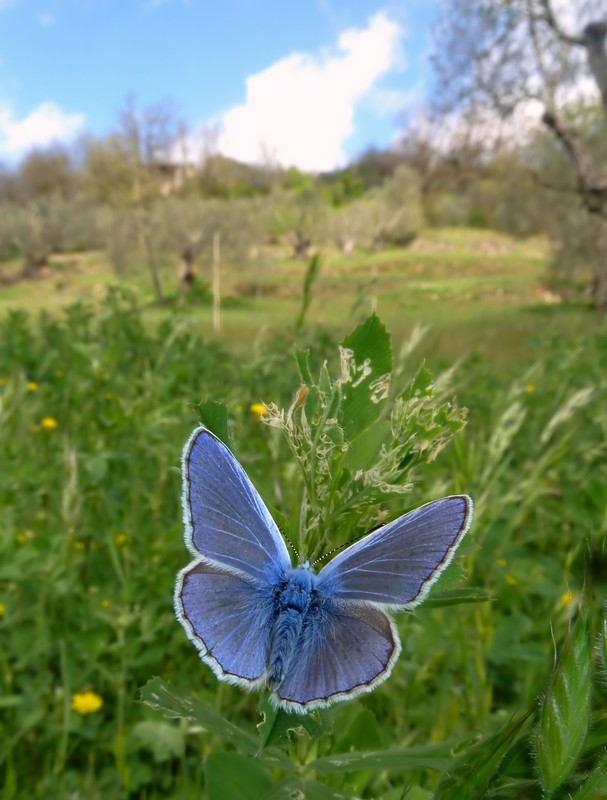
0,0,438,170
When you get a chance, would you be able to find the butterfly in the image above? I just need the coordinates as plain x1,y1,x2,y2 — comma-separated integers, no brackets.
174,426,473,713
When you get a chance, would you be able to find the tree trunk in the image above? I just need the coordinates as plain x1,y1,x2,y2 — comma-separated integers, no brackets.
179,243,196,294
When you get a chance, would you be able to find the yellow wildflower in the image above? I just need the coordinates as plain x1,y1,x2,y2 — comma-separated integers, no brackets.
250,402,267,421
101,598,110,609
497,559,507,568
0,602,6,617
71,691,103,715
506,575,517,586
16,533,27,545
41,417,58,430
74,541,85,551
561,590,575,607
115,533,127,547
27,381,38,392
524,384,535,393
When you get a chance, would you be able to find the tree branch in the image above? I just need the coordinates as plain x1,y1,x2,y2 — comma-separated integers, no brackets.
542,109,607,213
537,0,585,46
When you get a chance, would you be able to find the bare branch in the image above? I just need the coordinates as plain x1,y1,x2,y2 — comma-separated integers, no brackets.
537,0,585,46
542,109,607,212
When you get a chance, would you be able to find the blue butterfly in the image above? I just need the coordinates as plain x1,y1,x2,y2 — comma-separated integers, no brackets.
174,426,473,713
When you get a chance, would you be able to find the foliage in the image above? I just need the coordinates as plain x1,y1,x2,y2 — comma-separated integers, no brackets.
0,289,606,798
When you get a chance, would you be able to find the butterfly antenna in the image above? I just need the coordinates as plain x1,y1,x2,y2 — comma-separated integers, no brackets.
285,535,301,564
309,518,389,568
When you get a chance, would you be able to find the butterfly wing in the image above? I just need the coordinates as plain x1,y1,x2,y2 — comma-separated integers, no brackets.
274,599,400,712
182,426,291,581
317,495,472,607
175,560,275,686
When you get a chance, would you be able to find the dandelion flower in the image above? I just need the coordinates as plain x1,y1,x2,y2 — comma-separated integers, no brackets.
115,533,127,547
27,381,38,392
101,598,110,609
41,417,58,430
71,691,103,715
497,558,507,568
16,533,27,545
0,602,6,617
524,384,535,393
250,402,267,421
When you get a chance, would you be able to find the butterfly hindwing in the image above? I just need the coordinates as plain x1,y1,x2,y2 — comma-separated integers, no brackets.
275,598,401,711
316,496,472,608
182,426,291,581
175,560,275,686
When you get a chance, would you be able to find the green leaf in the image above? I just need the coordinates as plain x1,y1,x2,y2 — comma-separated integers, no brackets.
132,720,185,763
333,708,383,753
536,615,592,793
263,777,350,800
422,587,491,609
433,708,535,799
205,753,272,800
295,348,313,385
338,314,392,441
139,677,258,755
567,750,607,799
294,253,321,333
257,693,332,747
310,742,455,774
196,400,231,446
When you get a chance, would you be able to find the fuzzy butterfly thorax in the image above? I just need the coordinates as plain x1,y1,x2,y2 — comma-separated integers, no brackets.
268,566,319,689
175,426,473,712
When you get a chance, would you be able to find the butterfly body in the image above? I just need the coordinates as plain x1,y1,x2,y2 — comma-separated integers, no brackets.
175,426,473,712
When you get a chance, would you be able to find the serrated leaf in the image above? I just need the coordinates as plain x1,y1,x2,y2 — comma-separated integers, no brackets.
536,616,592,793
205,752,271,800
339,314,392,441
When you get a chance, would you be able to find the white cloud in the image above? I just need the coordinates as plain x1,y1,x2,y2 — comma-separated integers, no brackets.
0,101,84,160
214,11,405,172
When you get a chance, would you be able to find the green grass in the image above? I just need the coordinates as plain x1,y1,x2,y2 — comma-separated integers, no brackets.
1,231,606,798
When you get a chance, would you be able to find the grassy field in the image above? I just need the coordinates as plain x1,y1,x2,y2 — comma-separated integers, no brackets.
1,229,606,799
0,227,593,367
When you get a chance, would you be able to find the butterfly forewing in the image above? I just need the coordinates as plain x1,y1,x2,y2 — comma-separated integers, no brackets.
182,427,291,581
317,496,472,608
176,560,275,685
275,601,401,711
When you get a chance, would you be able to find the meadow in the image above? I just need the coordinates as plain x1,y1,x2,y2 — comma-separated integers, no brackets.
1,229,606,799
